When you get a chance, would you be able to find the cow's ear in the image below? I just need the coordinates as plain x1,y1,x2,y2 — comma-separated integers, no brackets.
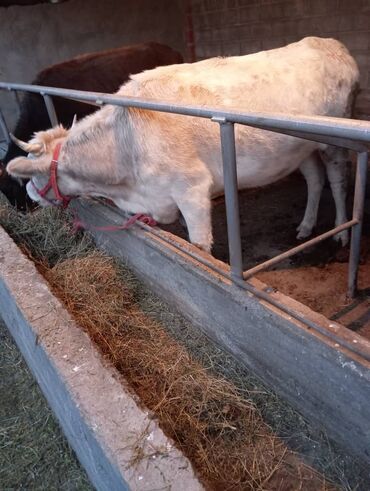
7,156,49,178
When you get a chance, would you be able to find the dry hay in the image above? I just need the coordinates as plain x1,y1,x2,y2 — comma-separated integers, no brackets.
0,196,336,490
0,193,93,266
45,254,333,490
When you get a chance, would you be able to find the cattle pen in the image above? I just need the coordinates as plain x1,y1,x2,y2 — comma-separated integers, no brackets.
1,81,370,487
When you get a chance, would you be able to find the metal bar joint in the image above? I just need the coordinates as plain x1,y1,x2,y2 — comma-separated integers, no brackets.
211,116,227,124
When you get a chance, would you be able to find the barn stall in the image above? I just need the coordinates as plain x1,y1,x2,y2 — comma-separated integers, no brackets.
1,0,370,489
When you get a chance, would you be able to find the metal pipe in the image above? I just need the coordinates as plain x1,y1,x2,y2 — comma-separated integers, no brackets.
348,151,369,298
0,108,10,144
216,119,243,280
1,82,370,147
65,96,101,107
42,94,58,126
267,128,367,152
243,219,358,279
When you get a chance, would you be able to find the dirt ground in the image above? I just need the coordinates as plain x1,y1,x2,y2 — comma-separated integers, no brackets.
164,164,370,338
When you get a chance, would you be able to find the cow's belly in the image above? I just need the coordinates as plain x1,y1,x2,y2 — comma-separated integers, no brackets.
207,139,318,195
237,153,306,187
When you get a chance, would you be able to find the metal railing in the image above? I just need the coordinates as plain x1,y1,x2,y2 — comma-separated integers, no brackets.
0,106,10,145
0,81,369,301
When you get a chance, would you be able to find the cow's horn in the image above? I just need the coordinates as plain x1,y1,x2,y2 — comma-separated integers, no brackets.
71,114,77,128
9,134,44,154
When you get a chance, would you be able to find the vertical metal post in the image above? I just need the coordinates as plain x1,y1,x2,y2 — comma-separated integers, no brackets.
348,151,368,298
213,117,243,281
0,108,10,144
42,94,58,126
13,90,22,110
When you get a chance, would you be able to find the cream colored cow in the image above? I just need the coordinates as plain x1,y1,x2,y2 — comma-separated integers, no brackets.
7,37,359,253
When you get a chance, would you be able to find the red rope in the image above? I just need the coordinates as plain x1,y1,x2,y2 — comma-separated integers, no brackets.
72,211,157,233
34,143,71,208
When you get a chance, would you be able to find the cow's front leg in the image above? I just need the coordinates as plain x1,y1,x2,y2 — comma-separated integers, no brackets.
172,173,213,253
297,153,325,240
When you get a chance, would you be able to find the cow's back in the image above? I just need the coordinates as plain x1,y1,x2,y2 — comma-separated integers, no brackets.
123,37,358,118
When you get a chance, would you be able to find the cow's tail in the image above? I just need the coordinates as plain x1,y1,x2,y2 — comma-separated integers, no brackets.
347,81,361,119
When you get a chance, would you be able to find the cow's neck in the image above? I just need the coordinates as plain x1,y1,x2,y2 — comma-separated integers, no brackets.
63,106,135,186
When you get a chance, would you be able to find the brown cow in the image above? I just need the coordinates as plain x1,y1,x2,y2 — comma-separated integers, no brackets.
1,42,183,209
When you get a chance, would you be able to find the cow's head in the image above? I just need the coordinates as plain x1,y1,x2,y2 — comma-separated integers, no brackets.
7,109,130,211
6,126,73,207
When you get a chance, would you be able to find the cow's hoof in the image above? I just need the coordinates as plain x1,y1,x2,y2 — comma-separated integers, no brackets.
333,229,349,248
296,223,313,240
193,242,212,254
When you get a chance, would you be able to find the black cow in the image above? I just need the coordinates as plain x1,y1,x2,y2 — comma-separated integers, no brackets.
0,42,183,209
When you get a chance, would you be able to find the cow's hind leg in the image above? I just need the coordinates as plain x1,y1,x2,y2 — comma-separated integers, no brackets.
319,146,349,246
172,171,213,253
297,153,325,240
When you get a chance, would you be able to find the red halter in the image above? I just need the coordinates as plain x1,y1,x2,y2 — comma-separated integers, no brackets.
31,143,72,209
30,142,157,232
